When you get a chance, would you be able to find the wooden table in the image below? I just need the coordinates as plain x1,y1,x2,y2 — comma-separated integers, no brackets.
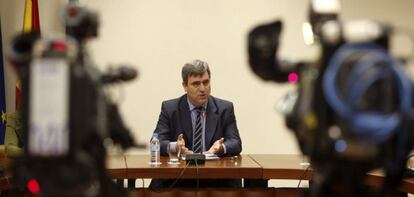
124,155,262,179
248,154,312,180
2,154,414,194
248,154,414,194
367,170,414,194
106,154,127,179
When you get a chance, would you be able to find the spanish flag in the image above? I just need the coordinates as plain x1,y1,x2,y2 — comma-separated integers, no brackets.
17,0,40,109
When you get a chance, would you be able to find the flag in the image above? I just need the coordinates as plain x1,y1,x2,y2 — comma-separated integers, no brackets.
22,0,40,33
17,0,40,109
0,18,6,144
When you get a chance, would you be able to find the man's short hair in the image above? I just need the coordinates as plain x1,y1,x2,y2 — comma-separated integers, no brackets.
182,59,211,84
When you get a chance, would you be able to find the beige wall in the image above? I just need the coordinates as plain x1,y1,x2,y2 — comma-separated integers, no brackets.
1,0,414,157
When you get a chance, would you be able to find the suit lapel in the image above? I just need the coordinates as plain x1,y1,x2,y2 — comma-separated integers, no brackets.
205,96,218,147
178,95,194,149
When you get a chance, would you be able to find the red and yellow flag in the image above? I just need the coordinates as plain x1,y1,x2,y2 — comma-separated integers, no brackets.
23,0,40,33
17,0,40,109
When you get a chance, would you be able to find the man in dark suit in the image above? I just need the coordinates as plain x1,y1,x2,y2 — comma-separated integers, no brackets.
149,59,242,188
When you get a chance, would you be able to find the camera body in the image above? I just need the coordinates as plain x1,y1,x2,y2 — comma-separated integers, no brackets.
248,0,414,196
8,2,136,197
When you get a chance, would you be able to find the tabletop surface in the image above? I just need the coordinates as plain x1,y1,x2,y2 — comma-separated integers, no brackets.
125,154,263,179
1,154,414,193
248,154,312,180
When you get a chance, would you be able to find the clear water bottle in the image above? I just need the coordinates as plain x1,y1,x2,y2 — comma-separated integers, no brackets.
150,133,161,164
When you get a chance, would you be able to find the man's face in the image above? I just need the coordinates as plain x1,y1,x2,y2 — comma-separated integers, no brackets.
183,71,211,106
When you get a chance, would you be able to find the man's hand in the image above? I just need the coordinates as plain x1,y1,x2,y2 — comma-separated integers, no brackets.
176,134,193,155
205,138,224,155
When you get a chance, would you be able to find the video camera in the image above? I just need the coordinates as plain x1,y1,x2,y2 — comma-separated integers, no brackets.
248,0,414,196
8,2,137,197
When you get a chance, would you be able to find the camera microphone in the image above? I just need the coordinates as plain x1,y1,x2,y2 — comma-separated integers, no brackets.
248,20,299,83
8,32,40,74
101,66,138,84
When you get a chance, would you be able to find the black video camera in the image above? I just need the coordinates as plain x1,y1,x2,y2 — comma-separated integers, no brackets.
248,0,414,196
8,2,137,197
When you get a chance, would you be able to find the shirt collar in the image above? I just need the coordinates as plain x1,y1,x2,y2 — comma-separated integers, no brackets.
187,97,208,111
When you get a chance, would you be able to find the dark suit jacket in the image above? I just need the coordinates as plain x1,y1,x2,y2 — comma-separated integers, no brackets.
149,94,242,188
156,94,242,156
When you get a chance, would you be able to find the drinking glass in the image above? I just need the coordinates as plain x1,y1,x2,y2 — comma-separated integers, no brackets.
167,144,180,165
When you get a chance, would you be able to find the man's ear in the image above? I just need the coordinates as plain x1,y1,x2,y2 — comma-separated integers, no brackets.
182,82,188,92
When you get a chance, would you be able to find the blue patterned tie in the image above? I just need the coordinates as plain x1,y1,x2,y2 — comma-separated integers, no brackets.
193,107,204,153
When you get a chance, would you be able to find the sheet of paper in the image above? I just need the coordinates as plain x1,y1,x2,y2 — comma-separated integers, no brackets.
204,153,220,160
